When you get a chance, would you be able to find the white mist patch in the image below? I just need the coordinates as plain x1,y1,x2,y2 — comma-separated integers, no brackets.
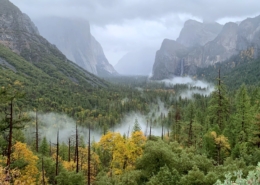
148,72,153,79
162,76,214,99
24,112,101,144
114,99,169,137
121,97,129,105
114,112,163,137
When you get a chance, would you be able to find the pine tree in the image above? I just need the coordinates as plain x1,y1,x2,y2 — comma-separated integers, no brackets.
185,102,195,146
234,84,252,141
40,137,49,156
132,118,141,133
208,69,229,132
250,114,260,148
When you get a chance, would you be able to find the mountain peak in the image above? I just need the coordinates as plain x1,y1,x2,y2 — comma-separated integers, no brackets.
177,20,223,48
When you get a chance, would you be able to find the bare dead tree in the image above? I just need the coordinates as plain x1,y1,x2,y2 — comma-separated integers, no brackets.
149,121,152,140
56,130,59,177
161,113,164,140
88,122,91,185
76,124,79,173
145,119,148,137
68,137,71,162
6,100,13,167
35,110,39,152
42,156,45,185
49,141,52,157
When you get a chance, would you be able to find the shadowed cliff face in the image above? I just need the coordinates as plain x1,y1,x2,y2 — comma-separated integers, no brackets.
152,16,260,80
151,39,189,80
34,17,117,77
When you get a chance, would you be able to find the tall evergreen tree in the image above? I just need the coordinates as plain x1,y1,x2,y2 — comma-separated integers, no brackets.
133,118,141,133
250,114,260,148
185,102,196,146
208,69,230,132
234,84,252,141
40,137,49,156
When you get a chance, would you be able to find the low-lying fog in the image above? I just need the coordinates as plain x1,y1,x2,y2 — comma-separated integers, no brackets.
24,76,215,145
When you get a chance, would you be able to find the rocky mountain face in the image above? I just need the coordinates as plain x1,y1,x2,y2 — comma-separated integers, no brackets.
152,16,260,80
176,20,223,48
0,0,41,55
34,17,117,77
152,40,189,79
0,0,108,87
114,48,156,76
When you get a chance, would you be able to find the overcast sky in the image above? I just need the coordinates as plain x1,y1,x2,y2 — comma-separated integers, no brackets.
9,0,260,65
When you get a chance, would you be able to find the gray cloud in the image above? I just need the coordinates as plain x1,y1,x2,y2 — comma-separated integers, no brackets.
10,0,260,25
9,0,260,65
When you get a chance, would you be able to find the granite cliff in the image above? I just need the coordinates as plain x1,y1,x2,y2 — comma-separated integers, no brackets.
34,17,117,77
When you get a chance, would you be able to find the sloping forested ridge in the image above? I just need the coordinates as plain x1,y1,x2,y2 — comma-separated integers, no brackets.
0,43,111,114
197,53,260,89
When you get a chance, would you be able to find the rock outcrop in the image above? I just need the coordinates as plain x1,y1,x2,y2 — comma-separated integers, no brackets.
34,17,117,76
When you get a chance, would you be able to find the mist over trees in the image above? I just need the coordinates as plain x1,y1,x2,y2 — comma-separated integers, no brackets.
1,68,260,184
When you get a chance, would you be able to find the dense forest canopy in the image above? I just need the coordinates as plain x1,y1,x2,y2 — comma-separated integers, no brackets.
1,54,260,184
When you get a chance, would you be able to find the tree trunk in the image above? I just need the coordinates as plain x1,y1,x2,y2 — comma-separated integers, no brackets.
42,156,45,185
6,100,13,167
68,138,71,162
88,122,91,185
56,131,59,177
76,124,79,173
36,110,39,152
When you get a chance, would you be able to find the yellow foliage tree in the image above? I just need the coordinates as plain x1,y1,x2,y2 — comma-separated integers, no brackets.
11,142,42,184
0,165,23,185
210,131,230,165
98,131,146,175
